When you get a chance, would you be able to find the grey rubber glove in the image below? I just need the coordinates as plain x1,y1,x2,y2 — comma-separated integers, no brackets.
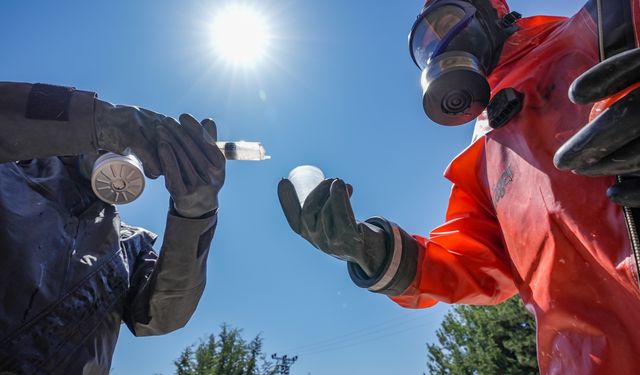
95,100,169,179
156,114,226,218
0,82,169,170
554,48,640,206
278,178,388,277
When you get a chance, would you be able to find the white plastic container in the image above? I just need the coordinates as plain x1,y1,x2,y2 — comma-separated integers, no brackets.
288,165,325,206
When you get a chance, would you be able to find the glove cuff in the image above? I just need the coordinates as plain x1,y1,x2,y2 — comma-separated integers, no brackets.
348,217,418,296
169,197,219,219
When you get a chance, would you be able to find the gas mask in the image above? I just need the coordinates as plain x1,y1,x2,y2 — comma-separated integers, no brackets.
408,0,517,125
90,151,145,205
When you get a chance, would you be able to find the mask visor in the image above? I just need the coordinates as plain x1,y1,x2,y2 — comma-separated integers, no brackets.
409,3,474,69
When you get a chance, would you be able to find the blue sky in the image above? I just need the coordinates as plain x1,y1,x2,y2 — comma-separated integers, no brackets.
1,1,586,374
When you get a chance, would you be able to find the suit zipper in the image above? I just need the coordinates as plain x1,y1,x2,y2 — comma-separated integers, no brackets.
619,176,640,287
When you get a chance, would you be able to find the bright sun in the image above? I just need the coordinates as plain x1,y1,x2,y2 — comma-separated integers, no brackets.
211,4,271,66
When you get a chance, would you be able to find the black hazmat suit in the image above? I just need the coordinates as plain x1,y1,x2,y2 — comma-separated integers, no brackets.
0,82,217,374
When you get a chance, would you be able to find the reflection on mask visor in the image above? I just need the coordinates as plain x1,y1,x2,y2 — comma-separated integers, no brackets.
410,5,470,69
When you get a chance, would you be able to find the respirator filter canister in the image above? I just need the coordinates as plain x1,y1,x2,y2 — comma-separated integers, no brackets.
91,152,145,205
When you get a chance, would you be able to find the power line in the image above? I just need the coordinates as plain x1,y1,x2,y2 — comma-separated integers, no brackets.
297,321,431,357
272,353,298,375
282,315,426,354
268,315,431,371
282,314,421,352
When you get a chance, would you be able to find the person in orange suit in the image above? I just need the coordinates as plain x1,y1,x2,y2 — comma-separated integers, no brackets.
279,0,640,373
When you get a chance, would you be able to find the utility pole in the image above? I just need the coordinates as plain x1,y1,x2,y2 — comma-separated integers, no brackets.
272,353,298,375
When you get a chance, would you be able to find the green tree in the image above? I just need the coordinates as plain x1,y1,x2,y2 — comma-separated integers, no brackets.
174,324,276,375
426,297,538,375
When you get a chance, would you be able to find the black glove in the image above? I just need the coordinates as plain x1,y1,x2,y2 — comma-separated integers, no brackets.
278,178,388,277
156,114,226,218
95,100,169,179
554,48,640,206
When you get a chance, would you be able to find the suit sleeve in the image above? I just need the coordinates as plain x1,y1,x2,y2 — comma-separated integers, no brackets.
396,139,517,307
350,139,518,307
392,188,517,308
0,82,98,162
123,212,217,336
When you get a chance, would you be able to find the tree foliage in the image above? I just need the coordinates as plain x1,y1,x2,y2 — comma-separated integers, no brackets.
174,324,276,375
426,297,538,375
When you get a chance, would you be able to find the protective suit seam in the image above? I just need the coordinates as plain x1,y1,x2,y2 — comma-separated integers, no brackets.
0,249,124,346
0,252,128,371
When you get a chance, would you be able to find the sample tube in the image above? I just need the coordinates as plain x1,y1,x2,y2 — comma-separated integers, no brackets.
216,141,270,161
288,165,325,206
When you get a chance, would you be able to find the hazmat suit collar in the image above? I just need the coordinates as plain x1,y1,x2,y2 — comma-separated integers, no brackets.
471,7,597,141
488,15,569,89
